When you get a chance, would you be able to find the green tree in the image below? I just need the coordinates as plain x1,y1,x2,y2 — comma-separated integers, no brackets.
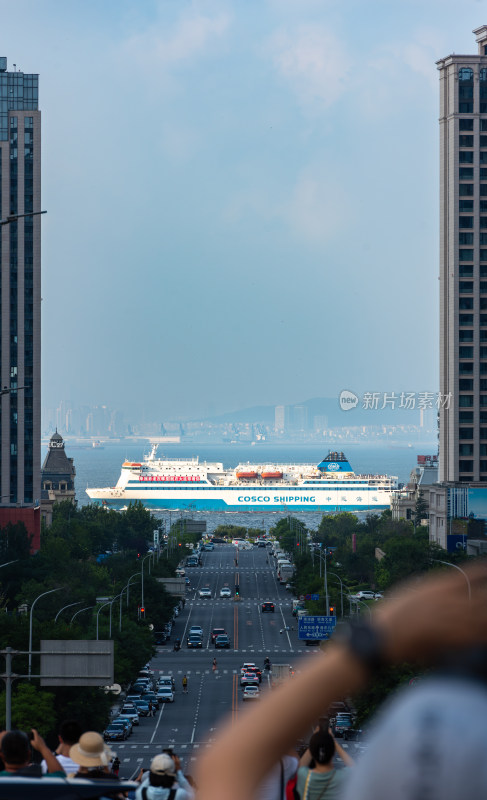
0,683,56,736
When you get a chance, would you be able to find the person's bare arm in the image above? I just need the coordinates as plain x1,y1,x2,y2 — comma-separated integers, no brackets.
196,562,487,800
31,729,64,774
333,738,354,767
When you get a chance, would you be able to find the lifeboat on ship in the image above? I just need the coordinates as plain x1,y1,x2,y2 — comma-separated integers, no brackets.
261,470,283,479
236,471,259,480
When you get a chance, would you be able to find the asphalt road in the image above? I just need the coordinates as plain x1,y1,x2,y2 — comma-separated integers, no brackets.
113,544,365,778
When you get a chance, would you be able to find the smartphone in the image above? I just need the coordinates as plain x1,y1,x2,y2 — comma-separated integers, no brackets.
318,716,329,731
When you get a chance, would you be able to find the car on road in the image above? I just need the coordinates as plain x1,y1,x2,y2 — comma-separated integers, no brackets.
219,587,232,598
157,686,175,703
211,627,227,643
189,626,203,637
198,587,212,599
132,700,150,716
215,634,231,649
141,692,160,709
242,685,260,701
240,662,257,675
120,706,140,725
185,577,191,585
203,543,214,551
333,714,354,738
103,723,128,742
243,666,262,681
187,635,203,648
261,601,275,613
241,672,260,687
355,590,375,600
114,717,133,736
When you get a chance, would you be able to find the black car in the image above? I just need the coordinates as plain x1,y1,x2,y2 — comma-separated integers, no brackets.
261,602,275,613
103,724,127,742
215,634,231,649
187,635,203,648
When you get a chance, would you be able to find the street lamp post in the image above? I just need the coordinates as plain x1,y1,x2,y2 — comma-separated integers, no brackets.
96,600,112,641
54,600,84,623
126,572,141,607
141,554,153,616
0,210,47,226
316,551,330,612
328,571,344,618
70,605,95,624
28,587,62,679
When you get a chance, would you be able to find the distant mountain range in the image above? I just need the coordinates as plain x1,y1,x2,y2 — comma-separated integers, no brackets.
199,396,433,428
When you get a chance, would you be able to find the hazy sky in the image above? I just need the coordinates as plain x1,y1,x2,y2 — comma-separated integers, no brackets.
1,0,484,420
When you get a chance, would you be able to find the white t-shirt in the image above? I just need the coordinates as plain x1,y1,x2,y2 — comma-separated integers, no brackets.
257,755,299,800
41,752,80,775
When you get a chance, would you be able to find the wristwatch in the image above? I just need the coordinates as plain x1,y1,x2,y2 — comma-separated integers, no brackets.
333,620,386,673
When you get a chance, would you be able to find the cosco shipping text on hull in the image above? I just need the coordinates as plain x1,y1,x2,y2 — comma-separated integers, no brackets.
86,449,397,512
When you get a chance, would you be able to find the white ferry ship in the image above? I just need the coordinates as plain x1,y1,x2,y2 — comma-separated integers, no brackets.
85,449,397,512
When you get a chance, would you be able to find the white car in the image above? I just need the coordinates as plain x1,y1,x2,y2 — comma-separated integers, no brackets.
220,587,232,598
156,686,175,703
189,626,203,637
355,590,376,600
198,587,212,599
242,685,260,701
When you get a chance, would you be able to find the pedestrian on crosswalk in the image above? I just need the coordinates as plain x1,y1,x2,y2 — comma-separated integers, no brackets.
182,675,188,693
148,700,154,717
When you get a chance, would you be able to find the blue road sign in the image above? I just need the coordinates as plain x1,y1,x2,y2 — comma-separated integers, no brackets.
298,615,337,640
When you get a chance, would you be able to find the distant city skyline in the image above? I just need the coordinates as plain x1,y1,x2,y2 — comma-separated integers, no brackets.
1,1,484,422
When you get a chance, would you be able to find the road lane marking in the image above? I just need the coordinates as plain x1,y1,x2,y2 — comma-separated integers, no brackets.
149,701,166,744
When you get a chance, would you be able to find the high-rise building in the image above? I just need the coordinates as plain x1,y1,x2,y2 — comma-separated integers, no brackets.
0,58,41,548
438,27,487,484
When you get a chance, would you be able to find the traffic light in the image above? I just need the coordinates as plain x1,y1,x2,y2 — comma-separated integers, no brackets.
140,606,145,617
235,584,240,596
137,552,141,559
329,606,336,616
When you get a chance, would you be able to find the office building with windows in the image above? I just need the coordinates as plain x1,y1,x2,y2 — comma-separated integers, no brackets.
0,58,41,548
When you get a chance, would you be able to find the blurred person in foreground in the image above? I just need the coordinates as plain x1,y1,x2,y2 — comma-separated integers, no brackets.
196,562,487,800
135,753,194,800
0,729,64,776
295,728,353,799
40,718,82,775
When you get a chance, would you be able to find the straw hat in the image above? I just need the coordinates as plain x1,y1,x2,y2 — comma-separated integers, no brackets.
69,731,114,768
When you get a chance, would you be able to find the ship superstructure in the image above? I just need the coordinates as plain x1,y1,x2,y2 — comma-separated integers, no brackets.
86,449,397,512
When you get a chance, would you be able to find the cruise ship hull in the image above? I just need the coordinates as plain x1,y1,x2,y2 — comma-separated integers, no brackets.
86,485,392,512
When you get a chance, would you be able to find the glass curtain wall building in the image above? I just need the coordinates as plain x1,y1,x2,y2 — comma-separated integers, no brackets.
438,27,487,484
0,57,41,543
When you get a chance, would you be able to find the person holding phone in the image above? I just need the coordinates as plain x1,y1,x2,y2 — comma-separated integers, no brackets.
295,728,354,800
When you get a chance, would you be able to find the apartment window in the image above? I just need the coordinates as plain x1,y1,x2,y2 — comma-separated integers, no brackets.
459,444,474,455
459,103,474,113
481,152,487,164
481,233,487,245
481,380,487,391
459,362,473,373
460,199,474,211
459,216,474,228
481,120,487,131
459,184,474,196
459,381,474,391
459,281,473,293
459,396,473,406
460,167,474,179
460,314,473,324
459,346,473,358
459,460,473,471
481,135,487,147
481,281,487,291
481,396,487,406
459,233,474,245
482,266,487,276
460,135,474,147
459,297,474,309
481,217,487,228
459,330,473,341
481,461,487,471
460,119,474,131
459,264,473,276
482,429,487,439
481,346,487,357
481,314,487,325
460,411,474,422
459,250,474,261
